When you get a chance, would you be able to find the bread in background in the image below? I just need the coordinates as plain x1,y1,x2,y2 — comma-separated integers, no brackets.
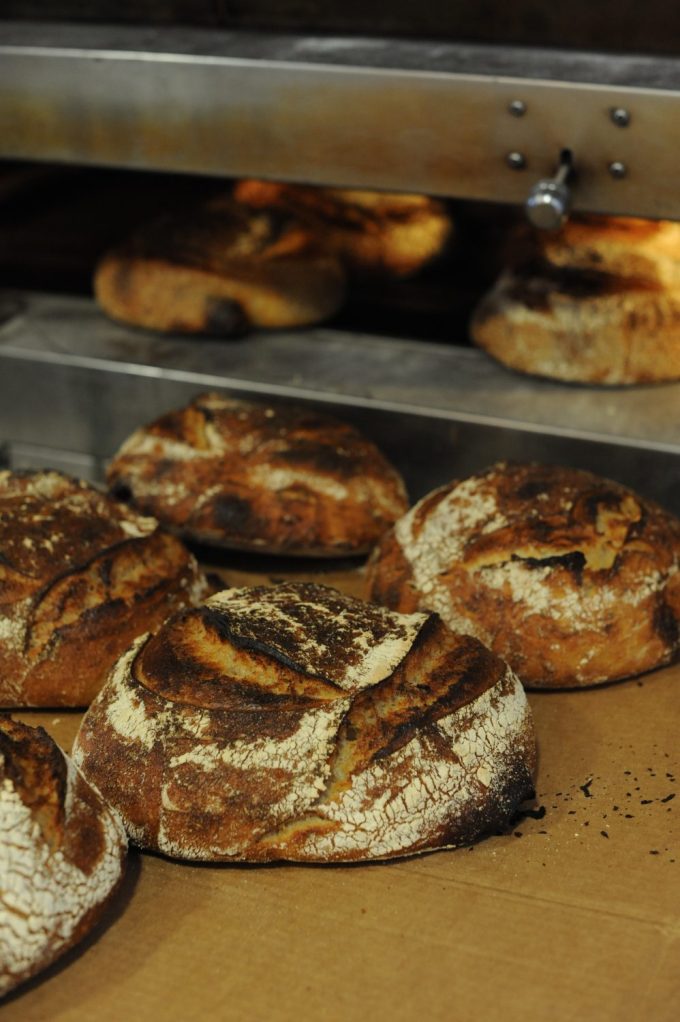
470,215,680,384
94,195,346,335
234,179,454,278
107,392,408,557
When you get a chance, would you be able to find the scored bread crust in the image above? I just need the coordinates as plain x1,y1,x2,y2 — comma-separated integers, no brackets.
72,582,536,863
106,392,409,557
233,180,454,278
0,716,127,996
365,462,680,689
0,470,209,707
94,195,346,335
470,215,680,384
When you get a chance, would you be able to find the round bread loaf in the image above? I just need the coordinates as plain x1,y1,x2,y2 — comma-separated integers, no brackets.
233,179,453,278
106,392,409,557
0,470,209,707
366,462,680,688
94,195,346,335
470,215,680,384
0,716,127,996
72,582,536,862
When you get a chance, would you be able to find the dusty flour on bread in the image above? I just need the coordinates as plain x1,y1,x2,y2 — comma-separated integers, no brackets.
73,581,537,862
380,462,680,687
0,757,125,995
281,667,530,860
206,585,428,691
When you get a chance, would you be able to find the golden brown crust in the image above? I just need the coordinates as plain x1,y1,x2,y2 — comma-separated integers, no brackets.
366,462,680,688
106,392,409,556
94,195,346,334
0,470,208,707
72,582,536,862
233,180,453,277
0,716,127,996
470,215,680,384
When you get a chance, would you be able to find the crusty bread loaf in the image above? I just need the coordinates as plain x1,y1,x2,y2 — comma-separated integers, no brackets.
72,582,536,862
233,180,453,278
470,215,680,384
0,716,127,996
94,194,346,335
366,462,680,688
106,392,408,557
0,470,209,707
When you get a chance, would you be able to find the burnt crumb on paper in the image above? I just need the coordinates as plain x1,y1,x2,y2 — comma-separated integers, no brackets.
528,753,677,860
524,805,547,820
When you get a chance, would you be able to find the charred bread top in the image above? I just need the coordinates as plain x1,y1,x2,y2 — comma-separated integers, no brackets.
233,180,454,278
366,462,680,688
106,392,409,557
0,470,208,707
72,582,536,862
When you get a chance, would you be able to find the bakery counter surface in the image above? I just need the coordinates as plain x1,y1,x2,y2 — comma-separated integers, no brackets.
4,559,679,1022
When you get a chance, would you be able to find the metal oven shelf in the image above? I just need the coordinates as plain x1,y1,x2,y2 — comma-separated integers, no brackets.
1,22,680,218
1,291,679,513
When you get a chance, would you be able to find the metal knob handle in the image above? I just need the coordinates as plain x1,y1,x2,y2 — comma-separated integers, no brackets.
525,152,573,230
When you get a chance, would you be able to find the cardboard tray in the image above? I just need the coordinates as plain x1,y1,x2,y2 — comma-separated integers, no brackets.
4,558,679,1022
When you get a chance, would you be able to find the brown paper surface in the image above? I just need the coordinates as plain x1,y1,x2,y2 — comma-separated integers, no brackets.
4,560,679,1022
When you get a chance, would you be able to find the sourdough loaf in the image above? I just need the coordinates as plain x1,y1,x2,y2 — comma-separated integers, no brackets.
0,716,127,996
233,180,453,278
72,582,536,862
106,392,408,556
0,470,209,707
470,215,680,384
366,462,680,688
94,194,346,335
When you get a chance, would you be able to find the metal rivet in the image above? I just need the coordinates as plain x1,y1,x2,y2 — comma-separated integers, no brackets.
608,161,628,178
509,100,527,117
610,107,630,127
506,151,526,170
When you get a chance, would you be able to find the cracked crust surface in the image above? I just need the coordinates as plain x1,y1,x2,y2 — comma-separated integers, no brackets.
470,215,680,384
106,392,408,556
0,470,209,707
72,582,536,862
366,462,680,688
0,716,126,996
233,180,454,278
94,194,346,334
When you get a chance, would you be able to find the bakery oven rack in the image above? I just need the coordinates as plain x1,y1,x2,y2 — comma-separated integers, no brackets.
1,22,680,219
0,20,679,511
1,290,679,515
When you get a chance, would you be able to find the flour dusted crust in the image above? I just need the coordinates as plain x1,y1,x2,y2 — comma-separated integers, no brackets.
94,194,346,335
72,582,536,862
233,180,453,278
366,462,680,688
106,392,409,556
0,470,209,707
0,716,126,996
470,215,680,384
